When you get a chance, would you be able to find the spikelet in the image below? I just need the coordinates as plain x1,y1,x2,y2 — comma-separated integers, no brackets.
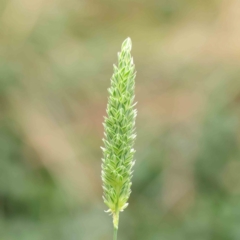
101,38,137,230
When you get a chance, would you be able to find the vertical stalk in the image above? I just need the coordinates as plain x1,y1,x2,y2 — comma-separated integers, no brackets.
113,227,118,240
113,211,119,240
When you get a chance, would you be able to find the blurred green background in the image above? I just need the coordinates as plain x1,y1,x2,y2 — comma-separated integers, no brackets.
1,0,240,239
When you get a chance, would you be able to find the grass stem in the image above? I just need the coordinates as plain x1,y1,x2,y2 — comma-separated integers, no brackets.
113,227,118,240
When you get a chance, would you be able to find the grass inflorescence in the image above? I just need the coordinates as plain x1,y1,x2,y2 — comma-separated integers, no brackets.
101,37,137,239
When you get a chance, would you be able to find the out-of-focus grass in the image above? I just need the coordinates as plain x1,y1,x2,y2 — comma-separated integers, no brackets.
1,0,240,239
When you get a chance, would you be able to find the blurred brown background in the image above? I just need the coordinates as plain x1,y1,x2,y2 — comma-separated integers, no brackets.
1,0,240,239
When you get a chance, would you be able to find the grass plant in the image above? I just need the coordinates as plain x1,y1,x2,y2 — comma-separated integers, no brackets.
101,37,137,240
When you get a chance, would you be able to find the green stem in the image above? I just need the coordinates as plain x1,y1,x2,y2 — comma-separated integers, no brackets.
113,211,119,240
113,227,118,240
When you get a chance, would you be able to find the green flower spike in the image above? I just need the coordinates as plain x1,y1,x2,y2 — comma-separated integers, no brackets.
101,37,137,240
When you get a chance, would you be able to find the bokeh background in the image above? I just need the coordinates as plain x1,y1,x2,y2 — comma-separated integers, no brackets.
1,0,240,239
